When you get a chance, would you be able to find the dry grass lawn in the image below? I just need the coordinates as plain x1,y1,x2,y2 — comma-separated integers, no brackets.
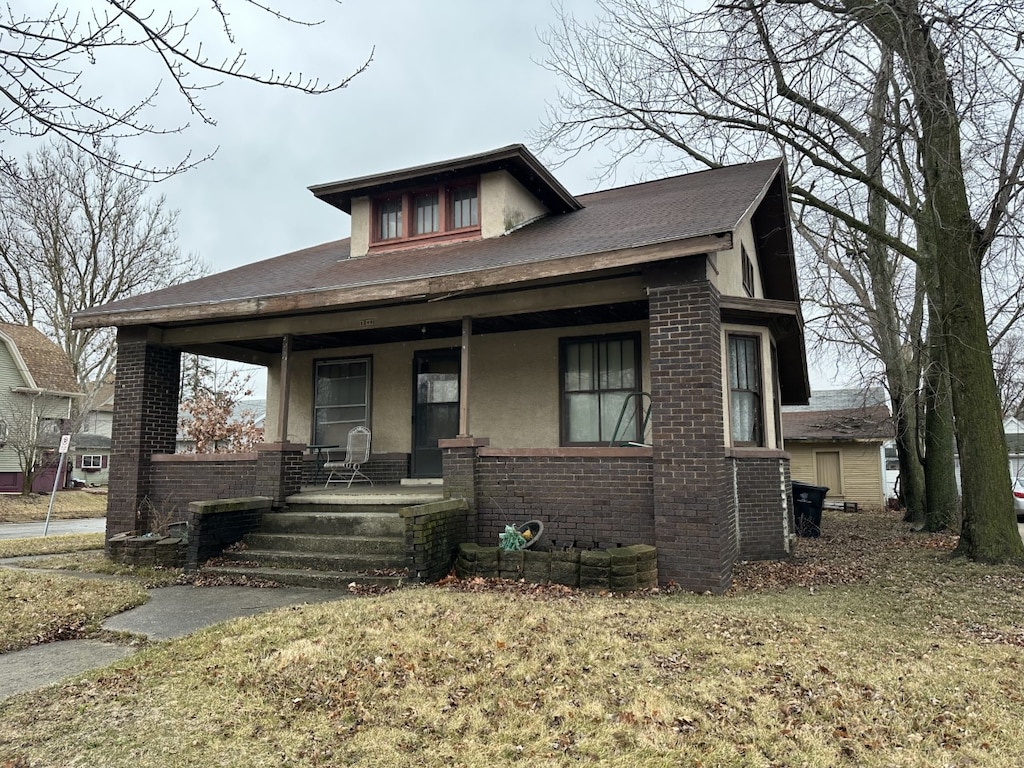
2,510,1024,767
0,490,106,523
0,570,147,654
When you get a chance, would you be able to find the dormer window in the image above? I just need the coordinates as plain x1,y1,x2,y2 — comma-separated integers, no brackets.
372,180,480,246
378,198,402,240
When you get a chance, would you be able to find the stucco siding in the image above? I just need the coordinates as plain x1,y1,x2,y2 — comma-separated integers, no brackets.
270,320,649,454
480,170,549,237
716,219,762,298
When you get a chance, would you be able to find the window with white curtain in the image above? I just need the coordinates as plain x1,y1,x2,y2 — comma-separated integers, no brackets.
728,334,764,446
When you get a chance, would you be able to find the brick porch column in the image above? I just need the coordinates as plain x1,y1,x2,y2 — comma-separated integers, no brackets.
254,442,305,508
440,436,488,536
646,259,737,593
106,327,181,540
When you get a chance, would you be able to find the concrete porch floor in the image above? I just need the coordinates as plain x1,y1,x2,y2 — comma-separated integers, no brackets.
291,481,445,506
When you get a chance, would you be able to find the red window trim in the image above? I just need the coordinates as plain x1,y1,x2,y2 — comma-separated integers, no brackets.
370,178,480,248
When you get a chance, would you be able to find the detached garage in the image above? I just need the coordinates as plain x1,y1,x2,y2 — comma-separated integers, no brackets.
782,390,893,510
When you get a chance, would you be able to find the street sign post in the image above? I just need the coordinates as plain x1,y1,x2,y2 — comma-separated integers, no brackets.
43,434,72,537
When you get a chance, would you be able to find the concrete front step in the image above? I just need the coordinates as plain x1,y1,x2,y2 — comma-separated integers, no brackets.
259,511,404,537
201,565,407,590
244,532,404,557
220,549,406,572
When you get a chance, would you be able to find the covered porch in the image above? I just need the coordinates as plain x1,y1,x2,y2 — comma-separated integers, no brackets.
100,258,800,592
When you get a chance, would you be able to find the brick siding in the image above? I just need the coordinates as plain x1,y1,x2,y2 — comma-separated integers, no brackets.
106,331,181,539
473,451,654,551
646,259,737,593
146,454,259,528
731,452,793,559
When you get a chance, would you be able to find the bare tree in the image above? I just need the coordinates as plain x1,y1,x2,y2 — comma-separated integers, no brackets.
0,1,372,180
0,140,205,390
538,0,1024,560
179,355,263,453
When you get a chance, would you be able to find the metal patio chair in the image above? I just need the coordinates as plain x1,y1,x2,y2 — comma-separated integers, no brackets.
323,426,373,488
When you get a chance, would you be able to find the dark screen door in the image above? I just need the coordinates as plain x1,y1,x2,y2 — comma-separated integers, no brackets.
412,349,460,478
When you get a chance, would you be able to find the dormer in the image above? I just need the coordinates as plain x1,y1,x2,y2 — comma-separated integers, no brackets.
309,145,582,258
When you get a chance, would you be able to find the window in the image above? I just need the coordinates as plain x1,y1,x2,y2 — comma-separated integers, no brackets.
450,185,478,229
561,334,640,445
0,419,7,446
378,198,402,241
313,358,371,447
742,246,755,297
728,334,764,446
413,191,439,235
81,455,104,470
371,180,479,245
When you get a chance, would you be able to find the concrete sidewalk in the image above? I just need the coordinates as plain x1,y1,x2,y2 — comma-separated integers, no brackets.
0,580,349,702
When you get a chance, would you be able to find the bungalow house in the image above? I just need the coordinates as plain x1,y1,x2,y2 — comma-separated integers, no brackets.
71,145,809,592
0,322,82,493
782,389,893,510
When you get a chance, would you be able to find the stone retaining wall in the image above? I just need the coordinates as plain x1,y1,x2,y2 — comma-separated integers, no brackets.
455,543,657,592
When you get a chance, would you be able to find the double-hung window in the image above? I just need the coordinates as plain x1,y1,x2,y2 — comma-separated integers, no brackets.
81,455,104,470
313,358,371,447
728,334,764,446
561,334,641,445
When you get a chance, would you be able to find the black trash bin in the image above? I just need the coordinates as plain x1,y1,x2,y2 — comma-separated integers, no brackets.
792,482,829,537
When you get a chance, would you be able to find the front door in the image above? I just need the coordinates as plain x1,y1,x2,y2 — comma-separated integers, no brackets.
412,348,460,478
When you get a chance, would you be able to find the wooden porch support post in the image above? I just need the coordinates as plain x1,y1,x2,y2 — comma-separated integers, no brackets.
458,316,472,437
277,334,292,443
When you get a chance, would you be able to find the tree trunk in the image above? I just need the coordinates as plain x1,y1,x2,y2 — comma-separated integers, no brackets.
922,312,959,532
849,0,1024,561
892,384,926,523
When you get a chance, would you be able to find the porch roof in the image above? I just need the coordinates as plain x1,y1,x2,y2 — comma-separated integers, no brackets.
72,157,794,328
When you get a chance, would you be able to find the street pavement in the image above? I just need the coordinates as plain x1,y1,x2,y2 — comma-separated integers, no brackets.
0,517,106,539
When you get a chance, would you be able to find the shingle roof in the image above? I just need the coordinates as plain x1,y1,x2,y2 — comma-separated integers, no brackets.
0,322,80,394
74,158,786,322
782,405,893,441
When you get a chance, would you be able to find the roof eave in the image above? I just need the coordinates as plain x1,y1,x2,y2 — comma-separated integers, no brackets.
309,144,582,215
71,232,732,330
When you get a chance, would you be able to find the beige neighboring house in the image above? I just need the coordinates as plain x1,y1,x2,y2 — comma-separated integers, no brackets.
782,389,893,510
0,322,82,493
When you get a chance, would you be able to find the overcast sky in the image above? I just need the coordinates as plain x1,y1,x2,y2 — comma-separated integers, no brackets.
9,0,847,391
127,0,637,274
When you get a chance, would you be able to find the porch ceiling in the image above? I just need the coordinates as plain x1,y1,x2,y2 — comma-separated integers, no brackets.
176,300,651,357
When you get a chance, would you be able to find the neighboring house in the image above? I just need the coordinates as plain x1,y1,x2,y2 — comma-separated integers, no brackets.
0,322,82,493
72,145,809,592
71,376,115,486
782,389,893,509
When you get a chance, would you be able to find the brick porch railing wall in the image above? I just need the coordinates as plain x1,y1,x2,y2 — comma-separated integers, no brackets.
645,259,737,593
106,329,181,540
730,451,794,560
451,447,655,551
143,454,259,530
